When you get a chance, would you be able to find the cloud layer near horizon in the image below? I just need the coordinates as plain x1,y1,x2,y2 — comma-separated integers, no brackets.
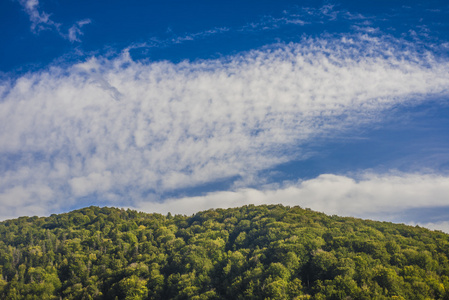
1,34,449,223
136,172,449,231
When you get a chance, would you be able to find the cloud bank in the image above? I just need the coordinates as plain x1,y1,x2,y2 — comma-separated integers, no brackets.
137,172,449,233
1,34,449,222
137,172,449,220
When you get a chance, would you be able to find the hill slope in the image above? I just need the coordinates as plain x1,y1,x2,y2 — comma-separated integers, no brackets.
0,205,449,299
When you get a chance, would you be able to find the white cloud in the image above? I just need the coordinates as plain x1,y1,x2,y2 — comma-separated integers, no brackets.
134,4,365,51
68,19,92,42
1,34,449,219
17,0,90,42
0,183,55,220
18,0,58,33
135,173,449,232
411,221,449,234
69,171,112,197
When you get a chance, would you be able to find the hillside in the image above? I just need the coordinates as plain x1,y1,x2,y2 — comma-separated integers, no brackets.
0,205,449,299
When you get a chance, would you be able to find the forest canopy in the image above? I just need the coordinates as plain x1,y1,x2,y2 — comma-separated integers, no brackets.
1,204,449,299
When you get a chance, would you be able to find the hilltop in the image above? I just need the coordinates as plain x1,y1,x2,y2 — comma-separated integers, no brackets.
0,205,448,299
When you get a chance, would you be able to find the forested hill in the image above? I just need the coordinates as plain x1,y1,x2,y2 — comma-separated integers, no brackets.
1,205,449,299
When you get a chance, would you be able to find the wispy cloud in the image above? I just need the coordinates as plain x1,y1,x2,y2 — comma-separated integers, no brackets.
17,0,90,42
68,19,92,42
133,4,367,52
0,33,449,220
249,4,365,30
19,0,60,33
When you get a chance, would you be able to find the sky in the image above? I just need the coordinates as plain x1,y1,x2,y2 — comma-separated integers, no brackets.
1,0,449,232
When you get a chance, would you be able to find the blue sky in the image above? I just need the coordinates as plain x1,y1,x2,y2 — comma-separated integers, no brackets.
1,0,449,231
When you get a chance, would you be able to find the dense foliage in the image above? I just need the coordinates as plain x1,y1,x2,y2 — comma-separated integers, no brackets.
1,205,449,299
